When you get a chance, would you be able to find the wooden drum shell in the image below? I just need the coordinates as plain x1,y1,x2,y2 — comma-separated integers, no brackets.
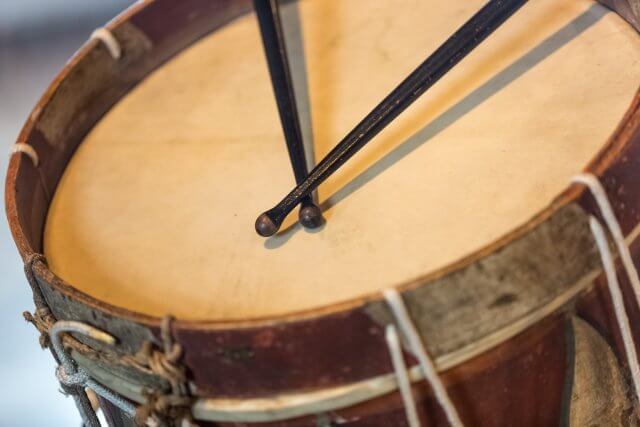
6,0,640,425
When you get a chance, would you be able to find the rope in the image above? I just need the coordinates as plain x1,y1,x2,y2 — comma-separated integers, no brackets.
134,316,196,427
23,253,47,309
70,387,102,427
572,174,640,306
589,218,640,401
24,310,194,425
573,173,640,401
51,321,137,425
22,297,183,385
91,28,122,59
383,289,463,427
21,256,101,426
22,253,56,348
21,255,192,425
25,307,154,375
10,142,39,166
385,324,421,427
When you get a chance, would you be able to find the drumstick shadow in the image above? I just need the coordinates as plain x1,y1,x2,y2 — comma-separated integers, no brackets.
266,3,605,248
281,0,321,200
320,4,606,211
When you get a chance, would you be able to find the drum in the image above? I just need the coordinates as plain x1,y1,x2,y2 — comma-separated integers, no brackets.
6,0,640,425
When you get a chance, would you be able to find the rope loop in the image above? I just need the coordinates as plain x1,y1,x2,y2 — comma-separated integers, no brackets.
10,142,39,166
56,364,89,387
91,28,122,59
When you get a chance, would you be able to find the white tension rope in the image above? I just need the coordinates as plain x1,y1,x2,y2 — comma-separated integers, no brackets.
90,28,122,60
572,174,640,302
383,289,464,427
573,173,640,402
385,325,422,427
589,217,640,398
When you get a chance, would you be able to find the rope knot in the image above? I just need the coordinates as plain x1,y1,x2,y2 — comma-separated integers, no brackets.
133,316,196,426
56,364,89,388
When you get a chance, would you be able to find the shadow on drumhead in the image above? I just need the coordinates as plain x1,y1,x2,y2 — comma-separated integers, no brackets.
264,3,606,249
320,4,606,211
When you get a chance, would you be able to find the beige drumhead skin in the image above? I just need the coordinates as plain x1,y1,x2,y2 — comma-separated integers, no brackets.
45,0,640,320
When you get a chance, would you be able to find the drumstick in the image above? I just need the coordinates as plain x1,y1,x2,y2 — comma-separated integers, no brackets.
253,0,324,234
255,0,528,237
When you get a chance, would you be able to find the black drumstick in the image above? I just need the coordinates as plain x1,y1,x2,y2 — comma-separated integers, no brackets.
255,0,528,237
253,0,323,232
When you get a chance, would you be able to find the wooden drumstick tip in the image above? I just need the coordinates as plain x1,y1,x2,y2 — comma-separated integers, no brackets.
255,199,323,237
255,213,279,237
299,201,323,229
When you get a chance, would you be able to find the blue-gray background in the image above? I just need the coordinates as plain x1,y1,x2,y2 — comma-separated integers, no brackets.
1,2,133,426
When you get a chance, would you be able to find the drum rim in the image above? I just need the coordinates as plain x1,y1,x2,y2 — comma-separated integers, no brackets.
5,0,639,332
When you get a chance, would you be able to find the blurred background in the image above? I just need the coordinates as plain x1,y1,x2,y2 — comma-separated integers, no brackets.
1,1,133,425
